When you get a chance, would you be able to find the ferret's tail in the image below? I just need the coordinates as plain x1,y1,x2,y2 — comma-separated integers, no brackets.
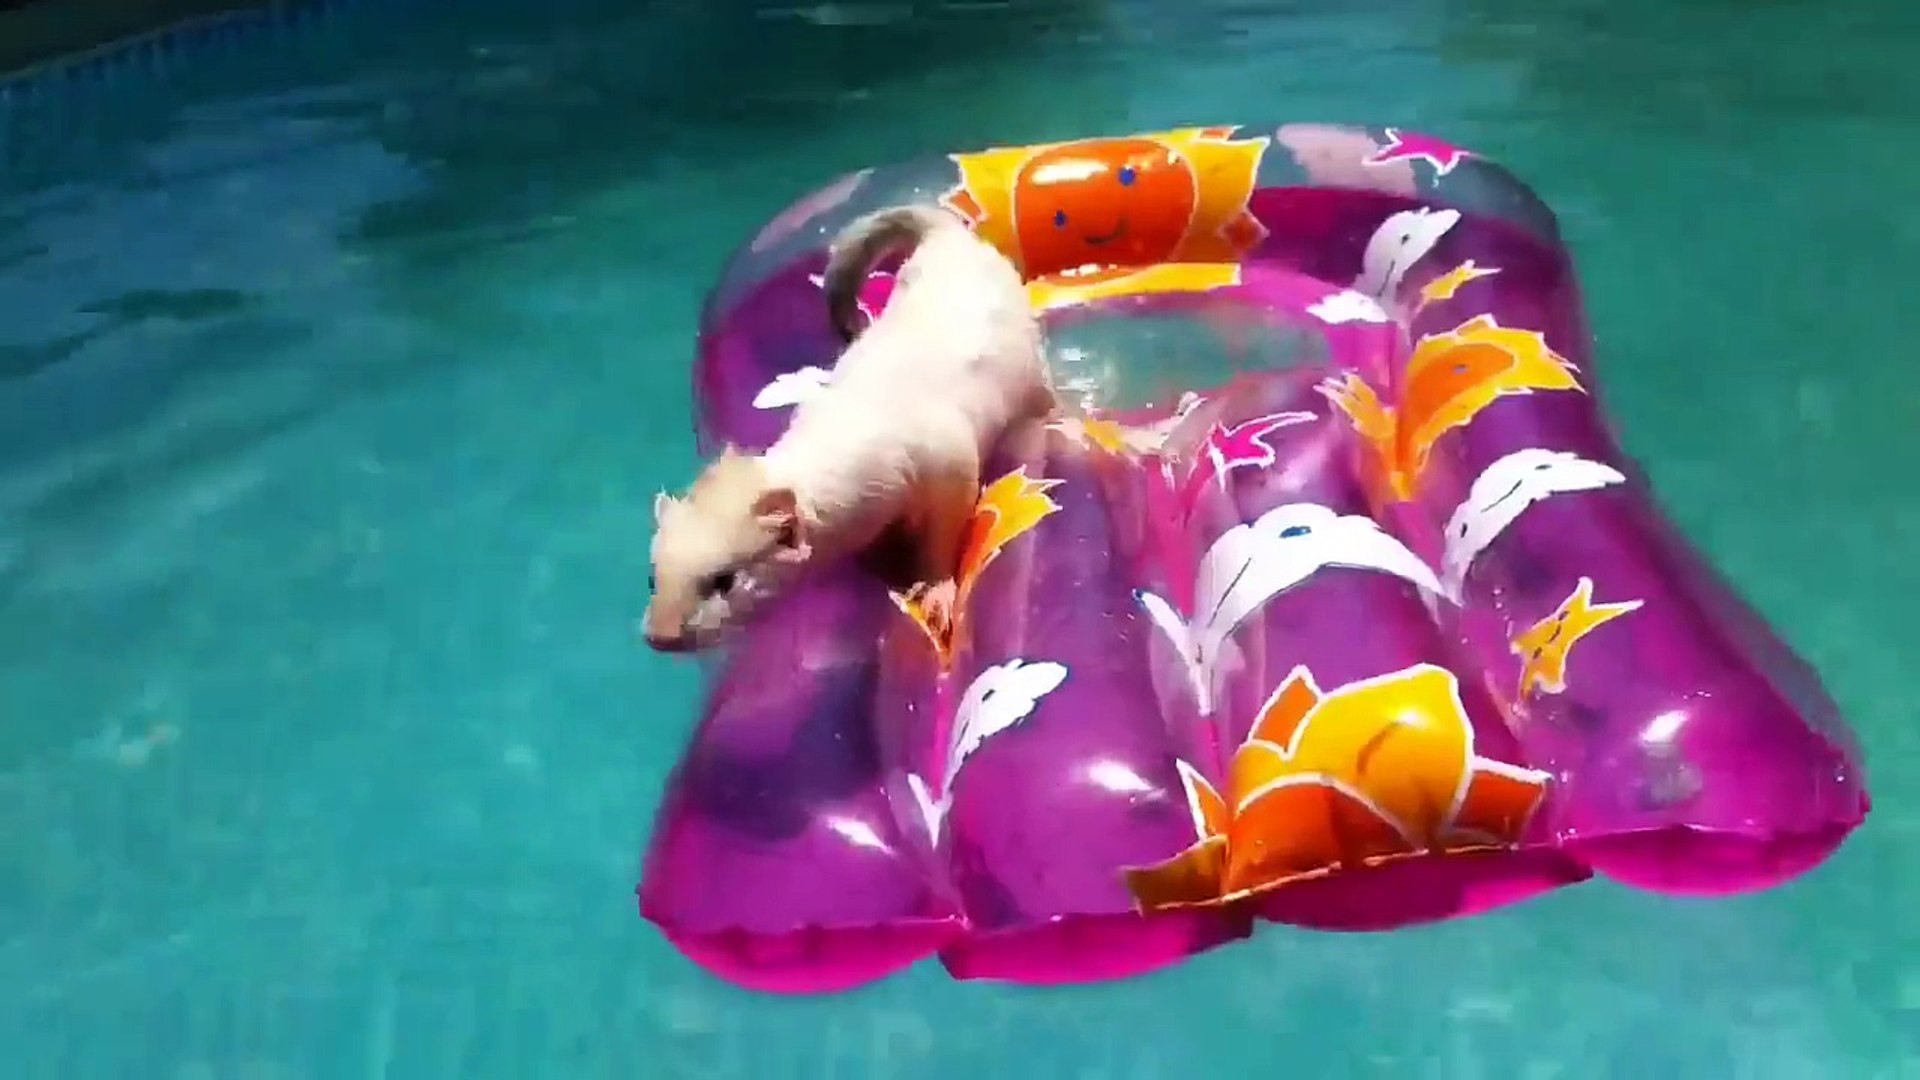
821,204,966,344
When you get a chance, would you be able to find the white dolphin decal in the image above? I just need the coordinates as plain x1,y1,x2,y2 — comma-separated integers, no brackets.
905,658,1069,840
1140,503,1442,712
1441,448,1626,599
1352,207,1461,303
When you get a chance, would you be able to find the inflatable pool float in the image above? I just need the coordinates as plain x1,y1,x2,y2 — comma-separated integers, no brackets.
638,122,1869,993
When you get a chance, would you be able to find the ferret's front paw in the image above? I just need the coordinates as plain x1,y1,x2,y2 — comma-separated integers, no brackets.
916,579,960,639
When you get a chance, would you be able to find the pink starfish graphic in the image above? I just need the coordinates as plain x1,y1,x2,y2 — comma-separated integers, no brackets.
807,269,898,329
1179,410,1317,514
1363,128,1475,178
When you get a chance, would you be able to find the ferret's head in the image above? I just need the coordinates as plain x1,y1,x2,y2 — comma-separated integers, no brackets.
642,447,811,653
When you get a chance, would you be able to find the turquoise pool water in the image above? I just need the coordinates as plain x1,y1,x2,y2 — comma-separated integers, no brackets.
3,0,1917,1075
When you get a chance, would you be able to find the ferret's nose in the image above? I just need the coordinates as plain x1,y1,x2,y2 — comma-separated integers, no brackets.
643,627,690,653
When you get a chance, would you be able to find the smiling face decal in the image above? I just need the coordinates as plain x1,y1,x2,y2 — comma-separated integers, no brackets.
1014,138,1197,273
1441,448,1627,598
941,126,1270,309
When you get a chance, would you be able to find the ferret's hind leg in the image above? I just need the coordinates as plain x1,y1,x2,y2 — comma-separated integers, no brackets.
1026,383,1061,423
904,453,982,639
1021,356,1061,422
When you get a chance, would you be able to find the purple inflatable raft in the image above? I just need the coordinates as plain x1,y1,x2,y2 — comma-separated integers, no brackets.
638,123,1869,992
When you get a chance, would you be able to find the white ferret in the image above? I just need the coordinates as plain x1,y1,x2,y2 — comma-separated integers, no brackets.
641,203,1054,652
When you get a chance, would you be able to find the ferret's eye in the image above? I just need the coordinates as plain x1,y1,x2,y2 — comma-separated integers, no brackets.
703,570,737,596
647,574,658,592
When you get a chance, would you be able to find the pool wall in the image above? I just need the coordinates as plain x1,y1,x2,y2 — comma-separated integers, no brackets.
0,0,341,91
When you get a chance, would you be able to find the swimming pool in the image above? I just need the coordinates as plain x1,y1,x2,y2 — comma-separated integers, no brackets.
3,0,1916,1075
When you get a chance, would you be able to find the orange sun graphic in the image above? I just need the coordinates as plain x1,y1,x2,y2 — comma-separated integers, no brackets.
941,126,1270,311
1512,576,1642,701
1319,314,1585,502
1123,663,1550,912
895,467,1063,666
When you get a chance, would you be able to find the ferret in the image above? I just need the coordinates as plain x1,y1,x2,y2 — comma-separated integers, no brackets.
641,203,1054,653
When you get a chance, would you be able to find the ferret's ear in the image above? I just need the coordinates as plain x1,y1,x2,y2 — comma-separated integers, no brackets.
752,486,797,526
756,487,808,559
653,491,673,523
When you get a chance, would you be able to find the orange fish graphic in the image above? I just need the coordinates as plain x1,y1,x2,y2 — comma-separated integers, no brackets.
1124,663,1550,911
1511,575,1642,701
1319,314,1585,501
942,127,1269,309
896,467,1063,665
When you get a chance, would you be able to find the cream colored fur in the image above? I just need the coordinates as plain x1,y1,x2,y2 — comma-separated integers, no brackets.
642,204,1054,652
